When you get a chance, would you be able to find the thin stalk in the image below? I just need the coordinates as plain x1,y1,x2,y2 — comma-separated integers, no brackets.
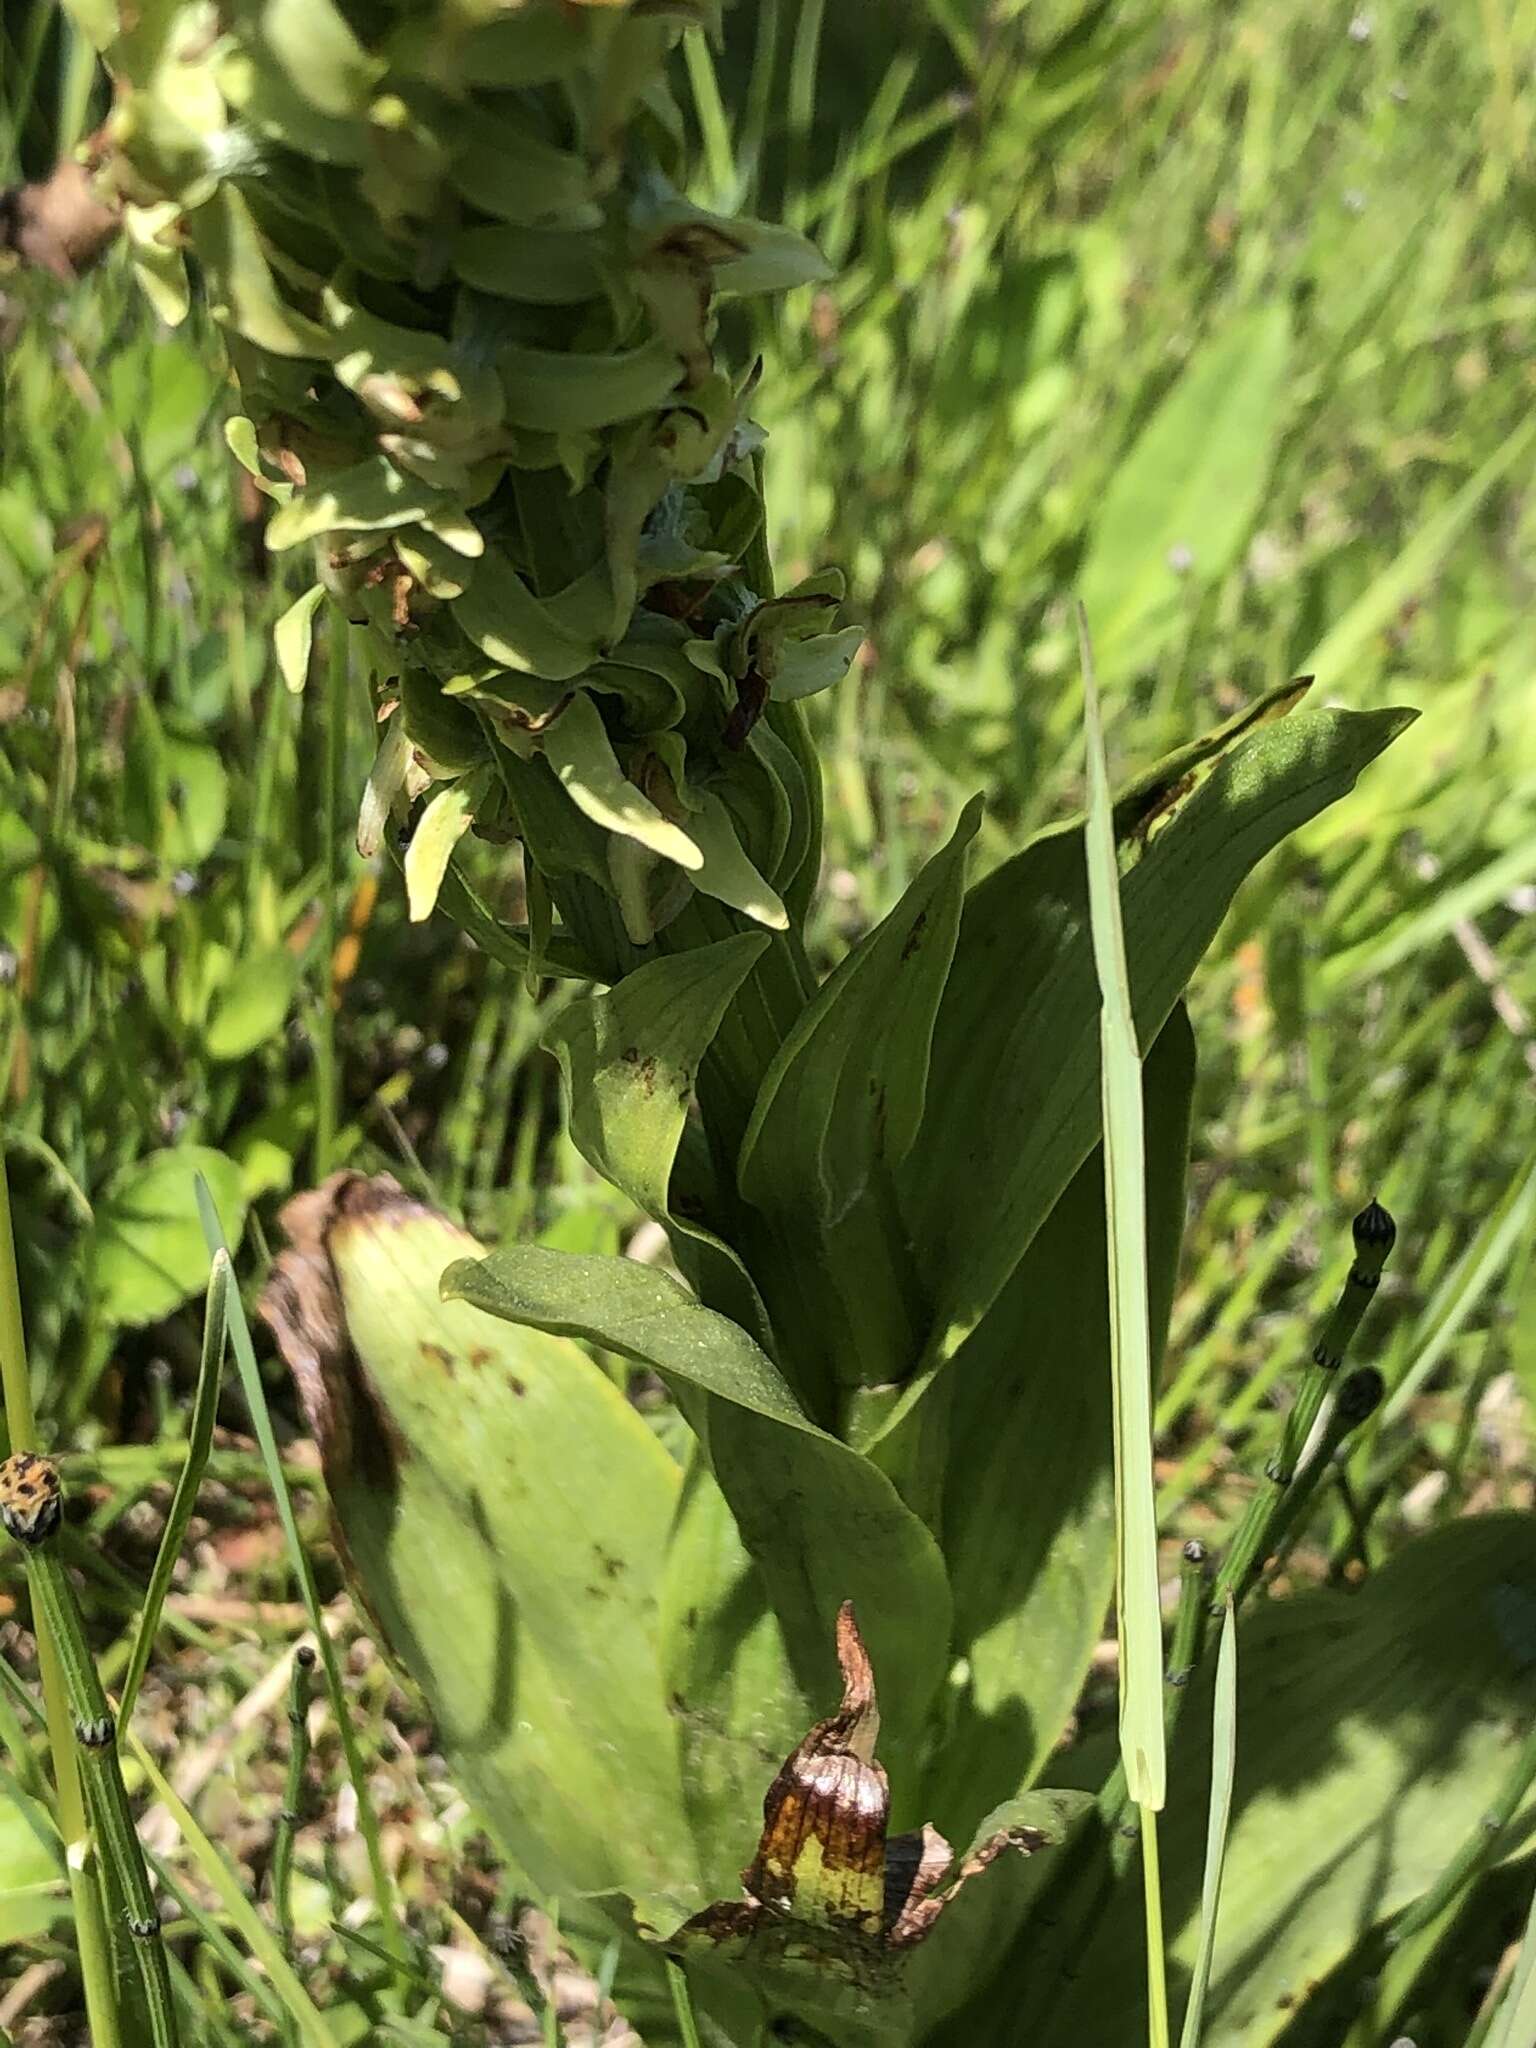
0,1460,178,2046
0,1160,119,2048
1248,1368,1385,1599
118,1253,230,1726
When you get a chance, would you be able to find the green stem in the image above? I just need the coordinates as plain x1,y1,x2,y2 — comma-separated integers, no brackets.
0,1162,121,2048
1212,1201,1394,1610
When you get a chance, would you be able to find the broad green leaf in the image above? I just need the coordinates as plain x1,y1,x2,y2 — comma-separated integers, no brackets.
545,932,768,1224
1077,304,1291,682
541,693,702,872
539,936,815,1905
273,583,324,693
205,947,302,1061
1024,1513,1536,2047
90,1146,247,1326
923,1008,1194,1842
443,1246,821,1439
441,1253,951,1796
1081,623,1163,1811
902,700,1414,1361
741,796,981,1227
262,1181,700,1921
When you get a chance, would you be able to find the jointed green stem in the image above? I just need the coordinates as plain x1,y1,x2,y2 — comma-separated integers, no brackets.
9,1505,179,2047
1211,1200,1395,1611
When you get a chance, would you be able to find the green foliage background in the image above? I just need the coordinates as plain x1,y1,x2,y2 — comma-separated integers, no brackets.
1,0,1535,2038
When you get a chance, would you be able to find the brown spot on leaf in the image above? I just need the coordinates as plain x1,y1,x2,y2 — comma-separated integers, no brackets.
508,1376,527,1398
420,1340,454,1373
899,910,928,963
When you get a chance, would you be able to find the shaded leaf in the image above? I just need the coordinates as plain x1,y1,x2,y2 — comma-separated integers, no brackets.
205,948,303,1061
741,797,980,1229
923,1007,1194,1842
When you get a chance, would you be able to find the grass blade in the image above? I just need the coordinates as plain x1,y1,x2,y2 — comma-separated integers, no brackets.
1178,1598,1238,2048
1078,605,1166,1812
192,1175,404,1966
119,1253,230,1726
1080,605,1169,2048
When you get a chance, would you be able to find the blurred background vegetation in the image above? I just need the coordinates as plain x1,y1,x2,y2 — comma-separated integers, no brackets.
1,0,1534,2030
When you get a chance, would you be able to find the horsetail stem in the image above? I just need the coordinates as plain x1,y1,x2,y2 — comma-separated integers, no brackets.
0,1454,180,2048
1212,1202,1395,1611
272,1643,316,1951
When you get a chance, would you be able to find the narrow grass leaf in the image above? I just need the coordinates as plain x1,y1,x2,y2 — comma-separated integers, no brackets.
1079,606,1166,1812
1178,1599,1238,2048
192,1176,403,1962
119,1253,230,1725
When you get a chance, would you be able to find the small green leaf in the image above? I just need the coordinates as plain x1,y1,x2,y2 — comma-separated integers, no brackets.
442,1246,821,1439
541,693,702,872
206,948,303,1061
455,552,607,680
404,778,479,922
274,584,325,694
266,457,459,552
687,792,789,930
90,1147,248,1327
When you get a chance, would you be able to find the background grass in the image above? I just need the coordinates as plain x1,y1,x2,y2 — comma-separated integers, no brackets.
1,0,1534,2037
